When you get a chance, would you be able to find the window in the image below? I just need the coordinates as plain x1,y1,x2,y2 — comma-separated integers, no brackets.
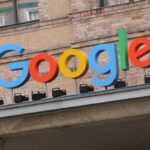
28,10,39,21
0,1,15,26
17,0,39,23
100,0,140,7
0,16,5,26
0,0,39,27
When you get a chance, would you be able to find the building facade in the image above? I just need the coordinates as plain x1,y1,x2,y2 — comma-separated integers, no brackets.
0,0,149,104
0,0,150,150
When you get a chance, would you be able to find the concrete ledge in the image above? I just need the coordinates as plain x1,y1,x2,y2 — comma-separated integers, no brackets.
0,84,149,118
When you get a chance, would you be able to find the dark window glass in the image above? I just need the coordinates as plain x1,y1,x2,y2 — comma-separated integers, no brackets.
0,0,39,27
101,0,140,7
0,1,15,27
17,0,39,23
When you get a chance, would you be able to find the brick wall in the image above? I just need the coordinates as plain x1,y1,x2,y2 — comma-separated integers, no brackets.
39,0,70,20
0,0,149,104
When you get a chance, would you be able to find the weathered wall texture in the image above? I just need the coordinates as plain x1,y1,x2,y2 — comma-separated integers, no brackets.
0,0,149,104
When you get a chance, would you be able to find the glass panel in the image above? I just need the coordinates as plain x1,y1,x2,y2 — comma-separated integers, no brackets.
0,1,15,27
103,0,120,6
102,0,140,7
29,11,39,21
17,0,39,23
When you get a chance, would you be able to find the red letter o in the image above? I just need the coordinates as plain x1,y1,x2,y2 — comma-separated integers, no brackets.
30,54,59,83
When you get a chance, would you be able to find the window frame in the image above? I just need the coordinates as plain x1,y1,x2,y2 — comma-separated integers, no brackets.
100,0,137,7
0,0,39,28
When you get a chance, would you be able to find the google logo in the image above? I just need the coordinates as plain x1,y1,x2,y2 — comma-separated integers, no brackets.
0,29,150,89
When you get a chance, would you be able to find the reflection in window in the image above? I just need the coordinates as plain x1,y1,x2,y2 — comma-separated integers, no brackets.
0,0,39,27
0,16,5,26
29,11,39,21
0,1,15,27
17,0,39,23
101,0,140,7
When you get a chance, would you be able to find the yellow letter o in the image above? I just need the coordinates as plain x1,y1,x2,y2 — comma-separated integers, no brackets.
59,49,88,78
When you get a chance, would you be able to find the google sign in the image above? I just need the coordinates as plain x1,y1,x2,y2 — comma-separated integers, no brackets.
0,29,149,89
